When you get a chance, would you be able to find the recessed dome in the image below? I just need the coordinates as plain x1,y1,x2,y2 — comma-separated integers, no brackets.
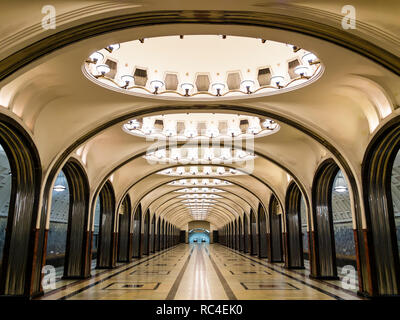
84,35,322,99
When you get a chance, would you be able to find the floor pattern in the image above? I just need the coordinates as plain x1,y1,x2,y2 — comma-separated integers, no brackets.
38,244,362,300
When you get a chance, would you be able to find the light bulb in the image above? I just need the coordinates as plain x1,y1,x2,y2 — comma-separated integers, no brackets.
89,51,104,64
270,75,285,88
241,80,255,93
121,75,134,87
53,185,66,192
227,125,241,137
190,166,198,175
171,149,181,161
212,83,225,96
302,52,317,64
150,80,164,94
203,148,214,161
150,80,164,89
206,126,219,138
181,83,194,96
248,126,260,134
155,149,166,159
216,167,225,175
176,167,185,175
142,125,153,135
96,64,110,75
126,119,141,130
236,150,248,158
184,127,197,138
334,186,348,193
107,44,120,51
187,148,198,161
163,128,176,137
294,65,309,77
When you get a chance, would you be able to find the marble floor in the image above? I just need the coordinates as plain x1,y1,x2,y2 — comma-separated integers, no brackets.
38,244,363,300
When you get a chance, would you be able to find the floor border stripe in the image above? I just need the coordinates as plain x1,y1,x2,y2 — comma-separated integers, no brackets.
221,245,345,300
207,248,237,300
55,245,181,300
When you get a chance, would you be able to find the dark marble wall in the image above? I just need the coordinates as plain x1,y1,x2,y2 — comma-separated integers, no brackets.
0,216,6,261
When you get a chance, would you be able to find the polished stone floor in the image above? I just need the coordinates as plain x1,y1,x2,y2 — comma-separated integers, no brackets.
38,244,362,300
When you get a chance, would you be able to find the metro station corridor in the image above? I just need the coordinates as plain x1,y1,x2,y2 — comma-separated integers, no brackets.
0,1,400,304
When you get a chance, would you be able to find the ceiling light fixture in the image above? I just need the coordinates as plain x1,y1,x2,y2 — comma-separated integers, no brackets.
88,51,104,64
270,75,285,88
212,83,225,96
121,75,135,88
85,37,322,98
294,66,310,78
241,80,255,94
150,80,165,94
181,83,194,96
96,64,110,76
334,171,348,193
106,43,120,52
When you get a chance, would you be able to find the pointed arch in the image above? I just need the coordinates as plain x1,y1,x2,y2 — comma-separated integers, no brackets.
0,115,42,297
284,182,305,269
258,203,268,258
117,194,132,262
96,180,116,268
362,117,400,296
268,194,283,262
250,209,258,255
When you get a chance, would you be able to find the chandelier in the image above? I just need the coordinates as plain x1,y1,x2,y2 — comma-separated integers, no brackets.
144,147,255,164
174,187,225,193
84,36,322,99
157,166,243,176
178,194,222,199
168,179,231,186
123,113,279,140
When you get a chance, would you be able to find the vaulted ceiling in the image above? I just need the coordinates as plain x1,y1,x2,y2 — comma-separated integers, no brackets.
0,0,399,230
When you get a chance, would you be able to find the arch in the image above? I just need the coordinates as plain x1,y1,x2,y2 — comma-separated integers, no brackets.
96,180,116,269
238,216,244,252
362,117,400,296
62,159,91,278
268,195,283,262
156,215,161,252
250,209,258,255
150,214,156,253
160,218,165,250
167,222,171,248
258,203,268,258
142,209,150,255
0,144,11,265
117,194,132,262
0,115,42,297
45,170,70,276
132,203,142,258
243,213,250,253
235,218,239,250
125,172,281,227
284,182,305,269
311,159,340,279
145,185,256,221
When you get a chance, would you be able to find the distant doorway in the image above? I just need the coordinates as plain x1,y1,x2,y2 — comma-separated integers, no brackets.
189,228,210,243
